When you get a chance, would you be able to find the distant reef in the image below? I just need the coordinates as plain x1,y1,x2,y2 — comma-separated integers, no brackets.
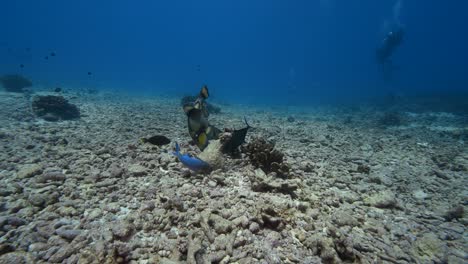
0,74,32,93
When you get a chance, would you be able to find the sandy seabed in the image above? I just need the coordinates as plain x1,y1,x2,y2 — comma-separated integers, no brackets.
0,90,466,263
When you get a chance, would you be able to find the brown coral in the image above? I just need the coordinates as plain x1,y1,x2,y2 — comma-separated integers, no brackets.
32,95,80,121
242,137,290,178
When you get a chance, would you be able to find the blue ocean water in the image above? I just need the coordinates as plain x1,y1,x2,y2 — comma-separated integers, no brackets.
1,0,467,106
2,2,468,263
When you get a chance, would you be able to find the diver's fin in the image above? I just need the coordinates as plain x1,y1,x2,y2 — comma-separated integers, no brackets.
199,85,209,99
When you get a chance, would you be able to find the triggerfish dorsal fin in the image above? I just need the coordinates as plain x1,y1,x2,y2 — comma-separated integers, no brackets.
221,117,252,154
199,85,209,99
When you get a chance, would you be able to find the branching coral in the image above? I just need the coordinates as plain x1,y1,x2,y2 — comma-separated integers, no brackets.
242,137,290,178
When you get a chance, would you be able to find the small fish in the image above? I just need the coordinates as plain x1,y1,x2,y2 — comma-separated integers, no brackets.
87,72,92,75
45,56,49,60
173,142,210,172
141,135,171,146
20,64,24,68
222,117,251,153
50,52,56,57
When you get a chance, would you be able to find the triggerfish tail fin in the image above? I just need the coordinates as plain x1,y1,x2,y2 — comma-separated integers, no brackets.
200,85,209,99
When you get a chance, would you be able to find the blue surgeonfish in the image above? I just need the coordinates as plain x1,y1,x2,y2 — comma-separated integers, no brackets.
173,142,211,172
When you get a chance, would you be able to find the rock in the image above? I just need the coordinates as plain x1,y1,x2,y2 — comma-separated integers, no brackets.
357,164,371,174
207,180,217,187
128,164,147,177
412,233,447,262
365,190,397,208
159,258,180,264
3,216,27,226
232,215,249,228
0,244,14,255
17,164,43,179
140,201,155,211
443,205,464,221
86,208,102,221
413,190,429,200
28,193,48,207
213,234,230,250
109,164,124,178
210,214,232,234
28,242,50,252
56,227,81,241
261,214,284,231
332,211,359,227
36,222,55,238
36,170,66,183
112,221,134,240
250,169,299,197
48,240,87,263
163,195,186,212
0,251,35,264
198,139,224,170
249,222,260,234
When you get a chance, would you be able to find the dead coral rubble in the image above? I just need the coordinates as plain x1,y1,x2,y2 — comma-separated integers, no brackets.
32,95,80,121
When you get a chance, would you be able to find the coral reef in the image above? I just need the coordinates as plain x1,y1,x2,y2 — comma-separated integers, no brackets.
32,95,80,121
242,137,290,178
0,74,32,93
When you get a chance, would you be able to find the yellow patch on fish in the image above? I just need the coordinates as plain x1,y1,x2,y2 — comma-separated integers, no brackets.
197,132,208,149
